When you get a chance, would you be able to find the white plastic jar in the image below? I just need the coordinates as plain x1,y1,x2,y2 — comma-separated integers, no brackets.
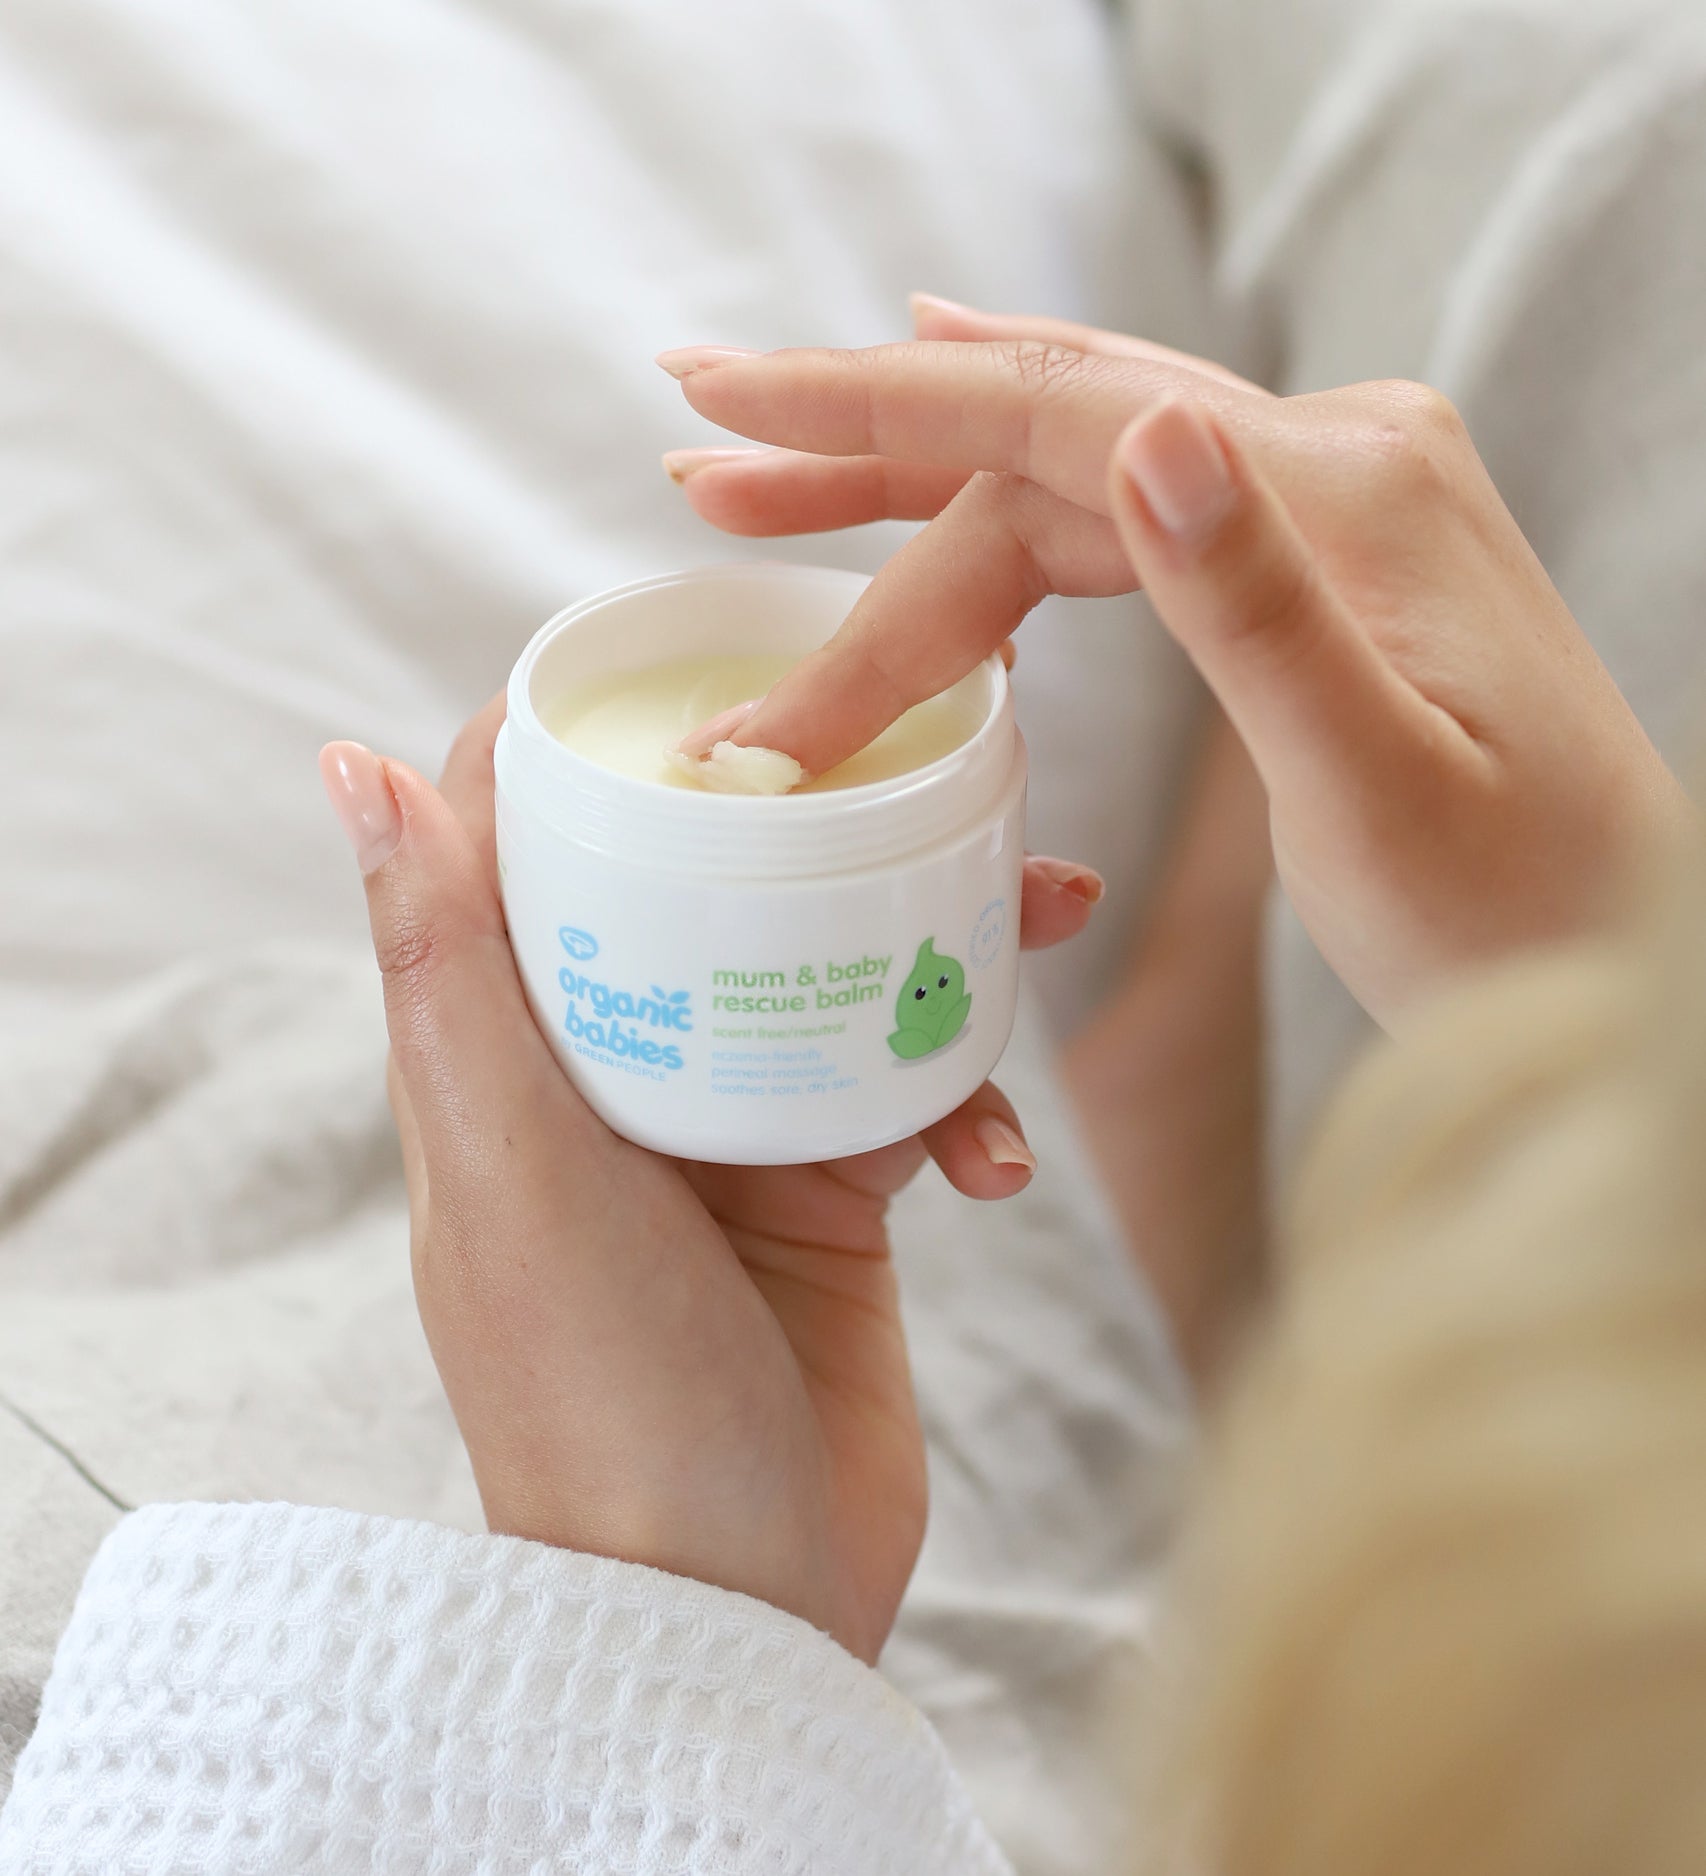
494,562,1027,1164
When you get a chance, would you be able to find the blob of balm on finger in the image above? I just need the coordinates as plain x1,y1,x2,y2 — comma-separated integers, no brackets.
548,655,981,795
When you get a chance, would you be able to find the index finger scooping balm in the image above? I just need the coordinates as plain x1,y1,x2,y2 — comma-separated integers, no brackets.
494,563,1026,1164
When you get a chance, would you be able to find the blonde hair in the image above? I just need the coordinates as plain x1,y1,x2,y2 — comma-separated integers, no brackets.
1141,849,1706,1875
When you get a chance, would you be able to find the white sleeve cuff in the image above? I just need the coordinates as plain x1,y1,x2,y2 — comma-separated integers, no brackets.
0,1501,1012,1875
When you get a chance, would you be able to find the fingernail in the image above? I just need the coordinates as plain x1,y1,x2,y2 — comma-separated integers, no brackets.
656,345,760,380
662,446,765,484
909,290,974,321
1119,401,1237,543
1027,856,1106,905
674,698,761,758
975,1116,1037,1174
319,741,402,875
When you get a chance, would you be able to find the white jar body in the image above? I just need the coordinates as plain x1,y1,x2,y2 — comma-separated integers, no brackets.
496,753,1026,1164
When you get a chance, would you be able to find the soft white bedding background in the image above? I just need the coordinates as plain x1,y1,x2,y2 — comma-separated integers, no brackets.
3,1,1706,1870
0,0,1210,1036
0,8,1203,1872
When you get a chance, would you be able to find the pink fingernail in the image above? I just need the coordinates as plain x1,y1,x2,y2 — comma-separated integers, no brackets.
319,742,402,875
909,290,975,321
674,698,761,758
656,345,761,380
1027,856,1105,905
975,1116,1036,1174
1118,401,1237,543
661,447,765,484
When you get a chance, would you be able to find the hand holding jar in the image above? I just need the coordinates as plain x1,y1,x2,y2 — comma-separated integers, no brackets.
318,698,1099,1665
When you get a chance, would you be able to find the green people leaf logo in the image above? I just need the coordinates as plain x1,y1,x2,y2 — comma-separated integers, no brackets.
887,938,971,1060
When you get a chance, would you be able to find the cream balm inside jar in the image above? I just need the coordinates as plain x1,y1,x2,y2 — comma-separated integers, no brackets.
494,563,1027,1164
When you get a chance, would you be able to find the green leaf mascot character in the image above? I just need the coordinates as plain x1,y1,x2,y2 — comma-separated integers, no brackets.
887,938,971,1060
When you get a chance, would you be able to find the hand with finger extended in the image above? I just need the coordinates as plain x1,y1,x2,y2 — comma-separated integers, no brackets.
656,299,1272,775
659,305,1689,1020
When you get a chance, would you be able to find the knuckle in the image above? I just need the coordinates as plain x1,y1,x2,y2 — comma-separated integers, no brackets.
967,465,1029,510
1003,338,1093,399
1359,379,1469,488
372,898,443,1004
1384,377,1467,441
965,470,1055,604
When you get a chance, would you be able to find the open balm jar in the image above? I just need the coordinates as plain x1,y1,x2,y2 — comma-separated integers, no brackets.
494,563,1026,1164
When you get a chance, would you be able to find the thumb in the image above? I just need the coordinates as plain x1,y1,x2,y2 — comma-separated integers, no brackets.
1107,402,1421,807
319,741,604,1183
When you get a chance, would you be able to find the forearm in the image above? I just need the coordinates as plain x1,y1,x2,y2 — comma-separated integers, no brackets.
1062,708,1271,1387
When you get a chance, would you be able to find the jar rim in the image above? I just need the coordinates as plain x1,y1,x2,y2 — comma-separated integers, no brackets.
497,562,1018,878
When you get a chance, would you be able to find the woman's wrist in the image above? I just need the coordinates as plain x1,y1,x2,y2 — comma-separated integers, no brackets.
1063,713,1271,1382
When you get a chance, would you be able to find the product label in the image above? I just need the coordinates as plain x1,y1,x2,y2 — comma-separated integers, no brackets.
497,774,1026,1159
546,910,1002,1104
